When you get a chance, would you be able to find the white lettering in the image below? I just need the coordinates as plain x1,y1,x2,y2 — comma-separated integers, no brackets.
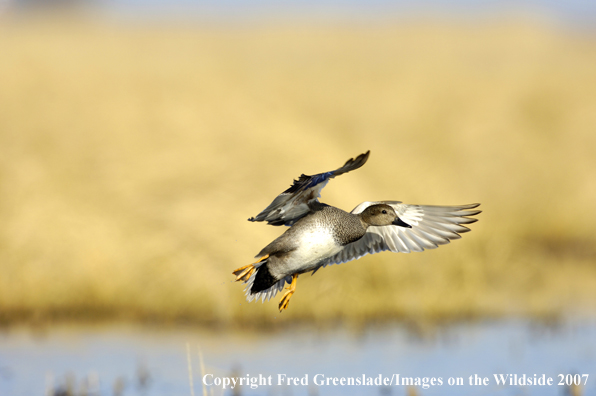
314,374,324,386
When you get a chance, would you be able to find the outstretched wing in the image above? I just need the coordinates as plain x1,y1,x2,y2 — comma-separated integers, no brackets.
317,201,480,268
249,151,370,226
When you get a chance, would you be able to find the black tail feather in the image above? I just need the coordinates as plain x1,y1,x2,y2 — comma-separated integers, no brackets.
250,263,278,294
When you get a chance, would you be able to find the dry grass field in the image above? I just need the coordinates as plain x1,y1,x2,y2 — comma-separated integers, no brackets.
1,15,595,327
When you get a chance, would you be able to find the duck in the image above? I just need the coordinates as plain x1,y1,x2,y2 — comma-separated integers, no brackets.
233,151,480,311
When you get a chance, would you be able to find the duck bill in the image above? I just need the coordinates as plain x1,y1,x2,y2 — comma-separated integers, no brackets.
392,217,412,228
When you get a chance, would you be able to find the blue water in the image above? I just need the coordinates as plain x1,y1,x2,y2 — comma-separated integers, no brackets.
94,0,596,28
102,0,596,19
1,320,595,396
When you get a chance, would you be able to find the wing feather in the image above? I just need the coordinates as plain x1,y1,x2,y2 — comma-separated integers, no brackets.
318,202,480,269
248,151,370,226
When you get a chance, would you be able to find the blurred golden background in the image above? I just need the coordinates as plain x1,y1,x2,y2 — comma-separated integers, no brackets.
1,11,595,328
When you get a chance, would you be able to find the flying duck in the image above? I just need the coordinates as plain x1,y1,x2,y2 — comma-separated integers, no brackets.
233,151,480,311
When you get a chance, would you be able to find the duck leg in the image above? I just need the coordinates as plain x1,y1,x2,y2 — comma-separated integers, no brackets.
279,274,298,311
232,254,269,282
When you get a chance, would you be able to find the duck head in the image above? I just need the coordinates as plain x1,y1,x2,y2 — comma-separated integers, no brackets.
360,204,412,228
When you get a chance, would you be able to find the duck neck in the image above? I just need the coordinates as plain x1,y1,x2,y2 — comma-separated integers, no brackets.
356,214,370,231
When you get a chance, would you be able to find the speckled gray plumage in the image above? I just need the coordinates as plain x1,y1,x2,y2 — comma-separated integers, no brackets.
320,206,368,246
257,204,367,260
249,204,372,295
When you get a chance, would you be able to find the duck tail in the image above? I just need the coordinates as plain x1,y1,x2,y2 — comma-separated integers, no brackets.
243,261,291,303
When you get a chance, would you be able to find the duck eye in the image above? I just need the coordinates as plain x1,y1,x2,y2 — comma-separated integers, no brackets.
382,210,387,214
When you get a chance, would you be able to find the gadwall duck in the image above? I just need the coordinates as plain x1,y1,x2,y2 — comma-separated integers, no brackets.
233,151,480,311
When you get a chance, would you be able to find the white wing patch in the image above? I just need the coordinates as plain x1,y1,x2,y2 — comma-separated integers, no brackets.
317,201,480,270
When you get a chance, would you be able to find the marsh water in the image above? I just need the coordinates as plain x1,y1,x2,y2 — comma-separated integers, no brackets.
1,320,595,396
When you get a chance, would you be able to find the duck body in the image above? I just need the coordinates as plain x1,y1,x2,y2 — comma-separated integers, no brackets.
251,204,367,293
